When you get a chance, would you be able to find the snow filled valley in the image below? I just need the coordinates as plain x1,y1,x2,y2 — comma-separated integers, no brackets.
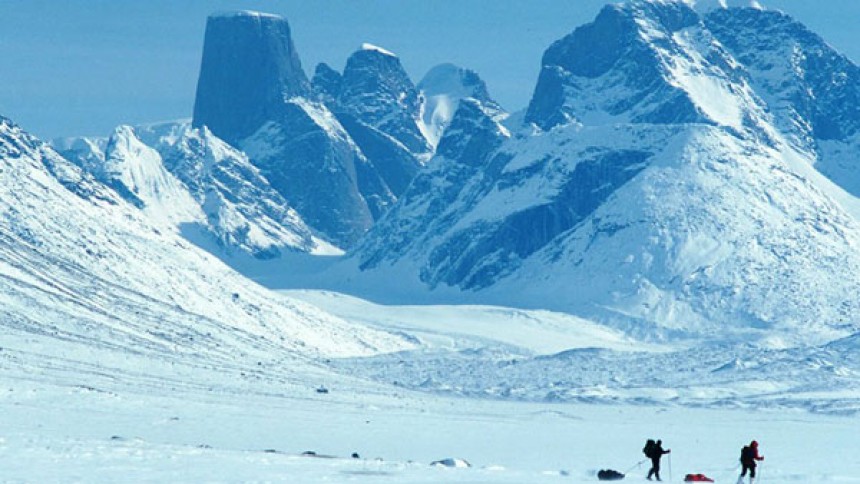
3,292,860,482
3,288,860,482
4,0,860,481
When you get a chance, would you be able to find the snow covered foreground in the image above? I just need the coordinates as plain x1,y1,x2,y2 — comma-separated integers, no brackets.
2,290,859,482
3,361,860,482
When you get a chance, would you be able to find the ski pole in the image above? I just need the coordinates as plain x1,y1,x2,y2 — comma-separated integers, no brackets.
668,453,673,482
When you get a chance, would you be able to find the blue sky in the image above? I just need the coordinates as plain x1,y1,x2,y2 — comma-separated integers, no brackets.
0,0,857,139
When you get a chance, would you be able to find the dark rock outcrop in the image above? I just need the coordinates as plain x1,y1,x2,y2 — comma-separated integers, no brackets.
337,44,431,155
192,11,310,145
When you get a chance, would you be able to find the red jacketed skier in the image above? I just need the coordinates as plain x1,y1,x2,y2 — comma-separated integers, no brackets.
738,440,764,483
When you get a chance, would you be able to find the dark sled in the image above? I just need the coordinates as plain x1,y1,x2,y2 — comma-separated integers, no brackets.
597,469,625,481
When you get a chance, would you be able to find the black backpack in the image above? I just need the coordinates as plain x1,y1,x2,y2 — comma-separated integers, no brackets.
643,439,656,458
740,446,754,462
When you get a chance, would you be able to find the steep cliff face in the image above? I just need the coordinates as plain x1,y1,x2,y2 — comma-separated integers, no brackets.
192,11,309,145
311,62,343,104
239,100,393,247
309,45,433,203
139,122,336,258
524,0,771,142
337,44,432,157
355,97,510,274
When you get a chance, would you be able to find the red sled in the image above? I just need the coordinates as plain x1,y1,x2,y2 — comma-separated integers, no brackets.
684,474,714,482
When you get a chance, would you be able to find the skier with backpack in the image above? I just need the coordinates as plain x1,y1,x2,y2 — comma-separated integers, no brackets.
738,440,764,483
643,439,671,481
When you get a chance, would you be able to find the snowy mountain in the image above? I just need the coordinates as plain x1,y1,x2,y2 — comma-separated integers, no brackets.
689,0,764,12
310,45,432,199
51,135,107,173
237,99,396,247
52,122,337,261
311,62,342,105
416,63,506,149
190,13,439,247
139,121,339,258
334,44,432,157
0,115,409,371
344,0,860,342
7,4,860,478
704,7,860,195
524,0,774,140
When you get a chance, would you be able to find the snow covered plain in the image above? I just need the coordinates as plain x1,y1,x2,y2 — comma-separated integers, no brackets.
284,292,860,414
3,289,859,482
4,379,859,482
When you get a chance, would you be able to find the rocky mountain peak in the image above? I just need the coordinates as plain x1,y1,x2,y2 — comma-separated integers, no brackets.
338,44,431,155
342,0,860,341
435,98,509,163
689,0,764,12
192,11,309,145
524,0,772,140
704,6,860,194
312,62,343,103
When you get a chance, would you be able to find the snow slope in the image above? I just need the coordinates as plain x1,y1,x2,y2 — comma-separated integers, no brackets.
102,124,203,226
6,3,860,479
4,380,859,483
135,121,339,257
0,115,411,386
54,121,338,261
3,283,860,481
283,290,860,415
704,6,860,196
489,125,860,342
285,290,643,355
